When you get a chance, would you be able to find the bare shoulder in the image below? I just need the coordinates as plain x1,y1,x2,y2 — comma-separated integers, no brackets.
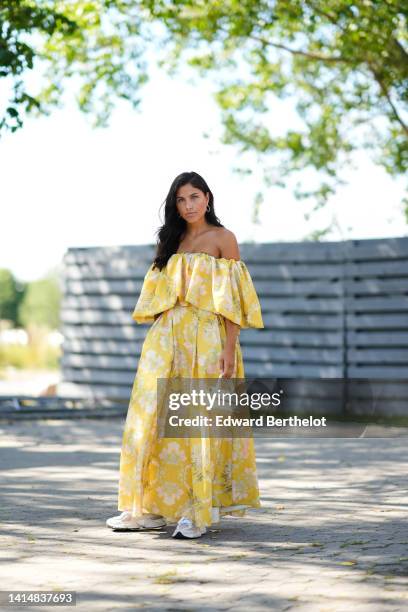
216,228,240,260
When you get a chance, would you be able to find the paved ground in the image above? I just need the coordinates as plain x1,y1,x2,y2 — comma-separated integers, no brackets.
0,417,407,612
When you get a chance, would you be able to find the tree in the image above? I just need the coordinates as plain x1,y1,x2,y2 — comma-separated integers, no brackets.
144,0,408,214
0,0,149,132
18,274,61,330
0,268,24,324
1,1,407,215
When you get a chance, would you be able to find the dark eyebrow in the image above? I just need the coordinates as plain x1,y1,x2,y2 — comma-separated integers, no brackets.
176,192,199,200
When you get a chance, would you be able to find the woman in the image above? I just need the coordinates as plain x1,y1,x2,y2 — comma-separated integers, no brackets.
107,171,264,539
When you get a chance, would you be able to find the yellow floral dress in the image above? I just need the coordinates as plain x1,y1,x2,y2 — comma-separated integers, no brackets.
117,251,264,529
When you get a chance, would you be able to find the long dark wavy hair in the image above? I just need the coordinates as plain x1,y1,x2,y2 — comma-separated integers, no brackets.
152,171,224,270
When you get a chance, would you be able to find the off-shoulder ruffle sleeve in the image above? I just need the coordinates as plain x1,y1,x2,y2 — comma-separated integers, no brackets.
132,253,264,329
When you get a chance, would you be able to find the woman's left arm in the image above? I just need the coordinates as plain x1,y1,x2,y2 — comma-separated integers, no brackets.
218,230,241,378
219,319,240,378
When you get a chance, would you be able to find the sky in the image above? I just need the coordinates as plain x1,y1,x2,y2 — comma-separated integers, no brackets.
1,61,407,282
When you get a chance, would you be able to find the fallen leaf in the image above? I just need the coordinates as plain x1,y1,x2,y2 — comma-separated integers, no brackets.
150,570,178,585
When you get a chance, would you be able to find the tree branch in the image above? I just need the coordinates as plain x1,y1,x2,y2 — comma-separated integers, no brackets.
251,32,350,63
370,64,408,136
217,25,350,64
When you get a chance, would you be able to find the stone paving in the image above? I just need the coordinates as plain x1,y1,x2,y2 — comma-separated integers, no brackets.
0,418,407,611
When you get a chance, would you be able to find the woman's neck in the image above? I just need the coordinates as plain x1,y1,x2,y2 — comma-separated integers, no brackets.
183,219,212,238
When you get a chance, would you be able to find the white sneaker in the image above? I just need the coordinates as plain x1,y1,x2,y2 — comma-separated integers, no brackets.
220,504,250,514
172,517,207,539
211,507,220,523
211,505,249,523
106,511,166,531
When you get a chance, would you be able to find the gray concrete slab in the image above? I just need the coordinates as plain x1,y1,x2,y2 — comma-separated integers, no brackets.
0,418,407,611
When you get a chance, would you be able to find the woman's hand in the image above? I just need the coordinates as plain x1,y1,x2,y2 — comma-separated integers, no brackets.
219,345,236,378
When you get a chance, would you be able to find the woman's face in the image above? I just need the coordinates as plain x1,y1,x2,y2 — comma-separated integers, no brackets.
175,183,209,222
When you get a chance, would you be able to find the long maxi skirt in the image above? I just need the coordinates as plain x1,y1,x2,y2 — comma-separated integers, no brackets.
117,298,261,529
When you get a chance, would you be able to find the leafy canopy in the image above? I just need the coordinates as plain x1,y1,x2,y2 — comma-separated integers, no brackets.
1,1,407,213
